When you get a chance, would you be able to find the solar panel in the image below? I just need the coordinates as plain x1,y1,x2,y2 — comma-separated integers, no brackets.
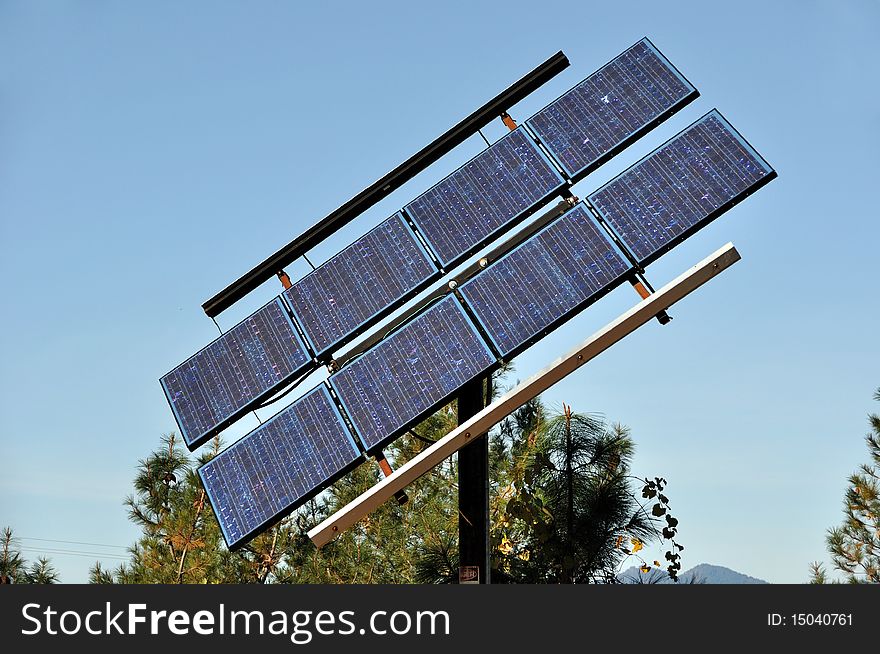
160,298,312,450
404,127,566,268
458,203,632,358
329,295,497,452
526,38,697,183
283,213,439,357
198,384,362,550
588,109,776,265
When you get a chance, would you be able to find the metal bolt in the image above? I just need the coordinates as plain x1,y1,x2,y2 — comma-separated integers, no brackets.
577,354,583,360
332,526,338,532
465,432,471,439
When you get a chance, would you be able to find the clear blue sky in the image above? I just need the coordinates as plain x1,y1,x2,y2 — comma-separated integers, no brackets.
2,1,877,583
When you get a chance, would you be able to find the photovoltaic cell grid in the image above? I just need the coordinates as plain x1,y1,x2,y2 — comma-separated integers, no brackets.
330,296,496,452
404,127,566,268
459,203,632,357
588,110,776,265
527,38,696,181
199,384,361,549
161,298,312,450
283,213,438,356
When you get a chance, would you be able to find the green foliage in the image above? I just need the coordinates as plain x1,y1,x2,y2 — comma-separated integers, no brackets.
0,527,25,584
25,557,60,584
489,401,682,583
640,477,684,580
808,561,828,584
1,527,59,584
812,387,880,584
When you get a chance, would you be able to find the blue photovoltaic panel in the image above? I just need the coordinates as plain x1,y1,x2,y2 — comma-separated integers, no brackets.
459,203,632,357
588,110,776,265
199,384,362,549
526,38,697,181
330,296,496,452
160,298,312,450
404,127,566,268
283,213,438,356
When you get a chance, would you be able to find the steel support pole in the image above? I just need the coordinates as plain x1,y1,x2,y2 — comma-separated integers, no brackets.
457,376,491,584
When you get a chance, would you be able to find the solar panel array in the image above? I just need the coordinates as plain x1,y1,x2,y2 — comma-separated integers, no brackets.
458,203,632,357
589,110,776,265
161,298,312,450
526,38,697,182
199,384,362,549
163,39,700,455
404,127,566,268
283,213,438,356
330,295,496,452
167,39,779,552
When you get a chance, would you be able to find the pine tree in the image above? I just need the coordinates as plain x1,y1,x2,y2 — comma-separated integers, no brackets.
0,527,25,584
0,527,59,583
25,557,60,584
489,400,678,583
516,408,649,582
812,387,880,583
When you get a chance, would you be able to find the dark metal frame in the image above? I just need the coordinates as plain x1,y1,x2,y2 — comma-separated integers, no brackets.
202,51,570,318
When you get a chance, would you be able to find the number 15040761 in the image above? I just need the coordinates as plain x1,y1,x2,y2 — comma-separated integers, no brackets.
768,613,853,627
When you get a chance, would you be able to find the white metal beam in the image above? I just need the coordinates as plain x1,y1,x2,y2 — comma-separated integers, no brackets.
309,242,741,547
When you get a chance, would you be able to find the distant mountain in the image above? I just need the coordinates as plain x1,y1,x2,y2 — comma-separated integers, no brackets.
618,563,769,584
681,564,768,584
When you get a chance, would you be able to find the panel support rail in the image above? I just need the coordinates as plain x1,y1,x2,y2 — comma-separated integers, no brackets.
202,52,569,318
308,242,741,547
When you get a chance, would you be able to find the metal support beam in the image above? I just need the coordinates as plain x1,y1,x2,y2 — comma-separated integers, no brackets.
308,242,741,547
202,51,569,318
457,376,491,584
